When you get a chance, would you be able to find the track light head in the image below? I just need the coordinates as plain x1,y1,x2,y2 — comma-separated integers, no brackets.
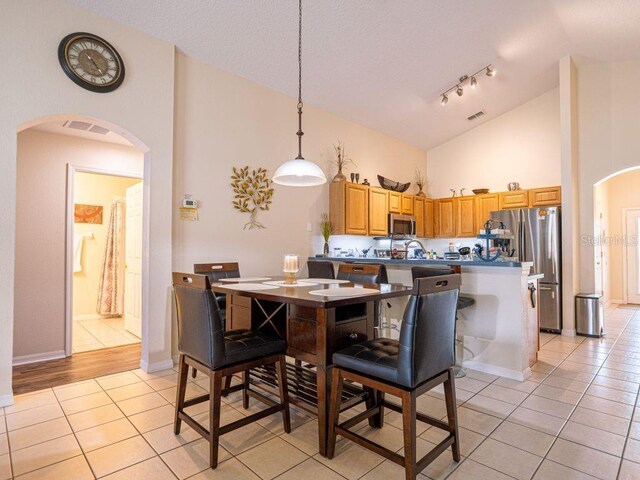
441,94,448,105
470,76,477,89
486,66,496,76
456,86,464,97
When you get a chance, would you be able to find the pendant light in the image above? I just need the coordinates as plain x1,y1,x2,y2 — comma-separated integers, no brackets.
272,0,326,187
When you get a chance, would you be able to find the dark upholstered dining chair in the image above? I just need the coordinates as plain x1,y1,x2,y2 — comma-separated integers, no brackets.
307,260,335,279
328,274,461,480
172,272,290,469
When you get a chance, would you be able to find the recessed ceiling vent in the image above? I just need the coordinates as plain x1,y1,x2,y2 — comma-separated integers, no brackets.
62,120,110,135
467,110,486,121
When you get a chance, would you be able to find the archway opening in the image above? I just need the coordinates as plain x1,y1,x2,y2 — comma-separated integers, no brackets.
12,114,152,391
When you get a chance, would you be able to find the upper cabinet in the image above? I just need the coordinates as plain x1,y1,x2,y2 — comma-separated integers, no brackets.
529,186,561,207
330,182,368,235
434,198,457,238
368,187,389,236
424,198,434,238
499,190,529,209
414,196,425,238
401,194,414,215
388,191,401,213
456,196,476,237
476,193,500,230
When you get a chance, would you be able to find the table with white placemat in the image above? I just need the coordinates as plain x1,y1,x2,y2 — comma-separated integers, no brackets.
210,276,411,457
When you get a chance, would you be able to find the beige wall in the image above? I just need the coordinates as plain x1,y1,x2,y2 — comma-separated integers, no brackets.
73,172,142,317
597,169,640,302
577,61,640,298
14,130,143,360
1,0,174,403
426,88,561,199
172,53,428,276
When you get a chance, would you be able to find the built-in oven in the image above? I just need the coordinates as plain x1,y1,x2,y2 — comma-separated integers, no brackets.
388,213,416,237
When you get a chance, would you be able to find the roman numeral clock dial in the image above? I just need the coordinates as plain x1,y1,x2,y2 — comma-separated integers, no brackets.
58,32,125,93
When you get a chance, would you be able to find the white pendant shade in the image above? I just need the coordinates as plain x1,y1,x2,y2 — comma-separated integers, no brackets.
272,159,326,187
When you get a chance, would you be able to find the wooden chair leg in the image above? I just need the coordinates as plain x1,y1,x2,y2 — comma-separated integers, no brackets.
327,367,344,459
444,368,461,462
242,370,250,409
364,386,382,428
221,375,233,397
401,390,417,480
378,391,386,428
174,355,188,434
209,371,223,469
276,355,291,433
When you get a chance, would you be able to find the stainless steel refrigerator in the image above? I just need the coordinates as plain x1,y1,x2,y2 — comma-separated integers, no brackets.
489,207,562,332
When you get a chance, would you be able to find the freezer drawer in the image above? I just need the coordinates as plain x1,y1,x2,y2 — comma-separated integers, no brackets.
538,283,561,332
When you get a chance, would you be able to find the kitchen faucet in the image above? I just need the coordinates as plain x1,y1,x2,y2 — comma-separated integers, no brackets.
404,239,428,259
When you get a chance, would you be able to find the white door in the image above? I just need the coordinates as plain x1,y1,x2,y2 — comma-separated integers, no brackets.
626,209,640,304
124,182,143,337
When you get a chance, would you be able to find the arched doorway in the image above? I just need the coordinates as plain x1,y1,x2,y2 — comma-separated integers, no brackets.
13,115,151,373
593,166,640,305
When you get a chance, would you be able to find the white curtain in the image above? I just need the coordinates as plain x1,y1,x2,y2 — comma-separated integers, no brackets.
97,200,123,315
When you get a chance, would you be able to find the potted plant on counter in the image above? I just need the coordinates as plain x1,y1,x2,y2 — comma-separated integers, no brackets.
320,213,333,257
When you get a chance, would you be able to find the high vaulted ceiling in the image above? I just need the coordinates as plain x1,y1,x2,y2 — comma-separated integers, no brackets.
67,0,640,151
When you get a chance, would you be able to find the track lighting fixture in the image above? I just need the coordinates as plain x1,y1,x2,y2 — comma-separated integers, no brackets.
439,64,495,105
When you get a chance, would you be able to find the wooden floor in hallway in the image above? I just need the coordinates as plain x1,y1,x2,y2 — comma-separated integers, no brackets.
12,344,141,395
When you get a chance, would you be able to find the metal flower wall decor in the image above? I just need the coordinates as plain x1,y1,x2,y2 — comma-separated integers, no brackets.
231,166,275,229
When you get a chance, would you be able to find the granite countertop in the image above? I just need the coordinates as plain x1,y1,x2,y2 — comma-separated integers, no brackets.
312,256,524,268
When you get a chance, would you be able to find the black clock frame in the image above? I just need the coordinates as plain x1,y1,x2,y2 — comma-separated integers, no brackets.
58,32,125,93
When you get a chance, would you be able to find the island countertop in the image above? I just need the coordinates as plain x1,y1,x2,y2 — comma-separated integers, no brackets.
310,256,524,267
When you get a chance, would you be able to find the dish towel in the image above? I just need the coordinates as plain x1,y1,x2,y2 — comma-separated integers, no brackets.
73,233,87,273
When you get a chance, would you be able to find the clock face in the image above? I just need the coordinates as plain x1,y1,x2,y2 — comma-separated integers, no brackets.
58,32,125,93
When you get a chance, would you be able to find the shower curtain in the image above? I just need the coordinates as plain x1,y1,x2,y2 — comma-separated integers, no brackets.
97,200,123,315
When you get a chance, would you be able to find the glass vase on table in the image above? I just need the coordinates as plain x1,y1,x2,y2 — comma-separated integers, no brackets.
283,254,299,285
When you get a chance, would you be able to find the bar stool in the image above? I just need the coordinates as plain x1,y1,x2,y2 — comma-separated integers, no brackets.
412,267,475,378
172,272,290,468
192,262,241,381
307,260,335,279
328,274,461,480
337,263,388,337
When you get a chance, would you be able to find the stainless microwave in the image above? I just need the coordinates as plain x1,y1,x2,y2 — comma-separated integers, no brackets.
388,213,416,237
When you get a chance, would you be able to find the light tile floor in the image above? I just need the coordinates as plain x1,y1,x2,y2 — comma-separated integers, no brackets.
72,317,140,353
3,304,639,479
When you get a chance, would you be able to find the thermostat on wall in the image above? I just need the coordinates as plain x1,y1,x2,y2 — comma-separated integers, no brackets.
182,199,198,208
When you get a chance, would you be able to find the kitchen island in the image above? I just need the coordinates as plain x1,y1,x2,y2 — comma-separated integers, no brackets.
311,257,539,381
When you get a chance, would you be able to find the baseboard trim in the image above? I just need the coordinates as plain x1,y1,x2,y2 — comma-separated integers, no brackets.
73,314,120,321
140,358,175,373
461,359,529,381
561,329,576,337
13,350,66,366
0,394,14,408
609,299,624,305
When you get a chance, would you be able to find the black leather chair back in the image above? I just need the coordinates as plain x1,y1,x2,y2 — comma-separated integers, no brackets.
411,266,455,281
307,260,335,279
194,262,240,283
337,263,388,284
397,274,460,388
173,273,225,370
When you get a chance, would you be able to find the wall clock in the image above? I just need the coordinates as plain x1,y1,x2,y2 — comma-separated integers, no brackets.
58,32,125,93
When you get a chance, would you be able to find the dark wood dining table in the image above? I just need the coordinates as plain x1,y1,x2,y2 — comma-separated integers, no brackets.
211,278,412,456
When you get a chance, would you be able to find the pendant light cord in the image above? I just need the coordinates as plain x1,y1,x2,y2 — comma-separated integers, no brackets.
296,0,304,160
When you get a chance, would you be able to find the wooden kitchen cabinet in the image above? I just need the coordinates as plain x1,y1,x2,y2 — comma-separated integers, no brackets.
456,196,476,237
401,194,414,215
434,198,457,238
414,196,425,237
476,193,500,230
499,190,529,209
388,191,401,213
368,187,388,236
329,181,368,235
529,186,561,207
424,198,434,238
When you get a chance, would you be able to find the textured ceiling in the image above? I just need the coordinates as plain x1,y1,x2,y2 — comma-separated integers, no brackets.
66,0,640,151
